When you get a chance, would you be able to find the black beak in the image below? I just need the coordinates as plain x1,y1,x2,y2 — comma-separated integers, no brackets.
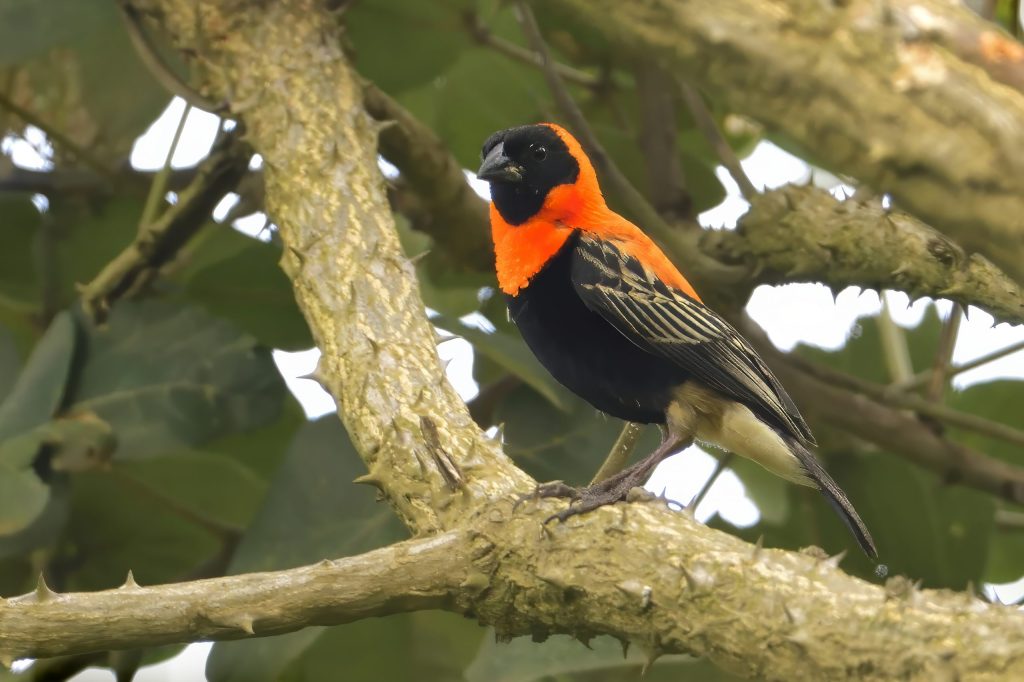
477,142,523,183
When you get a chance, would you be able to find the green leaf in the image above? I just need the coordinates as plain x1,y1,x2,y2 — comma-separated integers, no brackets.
947,380,1024,466
0,476,70,559
495,383,660,486
179,229,312,351
206,417,406,682
405,45,549,169
0,0,171,160
346,0,470,94
0,324,22,405
466,633,739,682
985,515,1024,584
115,451,267,529
0,428,50,535
68,301,285,459
280,612,484,682
0,193,41,311
57,470,221,591
435,314,573,412
722,451,995,589
0,310,76,440
52,196,145,304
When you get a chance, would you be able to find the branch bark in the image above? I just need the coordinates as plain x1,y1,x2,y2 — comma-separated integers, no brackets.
4,502,1024,680
549,0,1024,286
1,531,468,661
131,0,529,536
707,185,1024,326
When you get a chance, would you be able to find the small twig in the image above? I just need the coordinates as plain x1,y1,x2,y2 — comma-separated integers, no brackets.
925,304,963,402
636,62,691,219
893,339,1024,393
995,508,1024,530
139,103,192,232
590,422,645,485
117,0,225,112
109,467,242,541
878,294,915,383
678,81,758,201
464,12,600,88
0,92,115,180
513,2,673,241
788,354,1024,449
78,132,251,322
690,452,733,512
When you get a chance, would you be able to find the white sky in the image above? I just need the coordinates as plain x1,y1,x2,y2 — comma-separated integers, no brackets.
6,96,1023,680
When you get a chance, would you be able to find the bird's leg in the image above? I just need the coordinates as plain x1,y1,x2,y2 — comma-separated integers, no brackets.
520,431,691,523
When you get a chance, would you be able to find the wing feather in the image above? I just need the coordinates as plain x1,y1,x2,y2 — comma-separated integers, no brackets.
571,234,814,445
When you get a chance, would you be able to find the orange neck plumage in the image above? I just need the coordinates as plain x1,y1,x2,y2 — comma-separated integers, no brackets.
490,124,701,302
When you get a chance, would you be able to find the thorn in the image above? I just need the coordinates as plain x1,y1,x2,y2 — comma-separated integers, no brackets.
821,549,847,570
318,558,334,568
352,472,384,489
783,627,812,650
35,574,57,602
641,644,663,676
408,249,431,265
227,614,256,635
122,570,140,590
0,653,13,670
620,638,630,659
680,564,697,592
535,570,569,591
750,535,764,562
783,602,802,625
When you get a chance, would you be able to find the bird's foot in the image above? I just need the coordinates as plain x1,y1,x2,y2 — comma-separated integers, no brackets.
516,468,652,524
513,480,580,511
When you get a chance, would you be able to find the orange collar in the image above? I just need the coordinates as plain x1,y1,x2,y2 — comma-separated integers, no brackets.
490,123,700,302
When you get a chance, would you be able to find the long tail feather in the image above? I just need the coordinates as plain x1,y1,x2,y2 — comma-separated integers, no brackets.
785,437,878,559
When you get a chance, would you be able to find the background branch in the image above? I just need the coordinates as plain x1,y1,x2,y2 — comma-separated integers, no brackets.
549,0,1024,286
706,185,1024,325
78,131,251,321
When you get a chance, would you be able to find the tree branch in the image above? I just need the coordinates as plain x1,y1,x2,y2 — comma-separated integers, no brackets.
549,0,1024,286
0,530,469,662
4,501,1024,679
77,131,251,322
748,328,1024,506
362,82,492,273
131,0,530,536
705,185,1024,326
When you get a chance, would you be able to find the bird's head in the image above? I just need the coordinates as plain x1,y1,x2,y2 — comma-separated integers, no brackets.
477,123,602,226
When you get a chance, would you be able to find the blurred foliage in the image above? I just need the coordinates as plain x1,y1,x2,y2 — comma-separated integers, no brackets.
0,0,1022,680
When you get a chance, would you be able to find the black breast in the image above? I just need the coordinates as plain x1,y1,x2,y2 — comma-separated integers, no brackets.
506,233,690,424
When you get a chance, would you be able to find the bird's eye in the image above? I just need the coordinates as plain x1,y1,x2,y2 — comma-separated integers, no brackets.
532,146,547,161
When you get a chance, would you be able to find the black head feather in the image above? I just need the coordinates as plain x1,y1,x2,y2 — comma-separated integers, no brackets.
478,125,579,225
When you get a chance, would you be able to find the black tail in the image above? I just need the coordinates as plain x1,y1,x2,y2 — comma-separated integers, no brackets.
786,437,878,559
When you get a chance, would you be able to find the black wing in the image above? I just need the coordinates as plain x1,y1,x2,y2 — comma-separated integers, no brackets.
571,234,815,445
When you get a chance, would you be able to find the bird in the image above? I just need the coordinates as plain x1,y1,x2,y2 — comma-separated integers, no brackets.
476,122,877,558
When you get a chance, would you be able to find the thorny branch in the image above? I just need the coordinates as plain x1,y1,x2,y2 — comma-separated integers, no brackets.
78,131,251,322
549,0,1024,286
5,1,1024,679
